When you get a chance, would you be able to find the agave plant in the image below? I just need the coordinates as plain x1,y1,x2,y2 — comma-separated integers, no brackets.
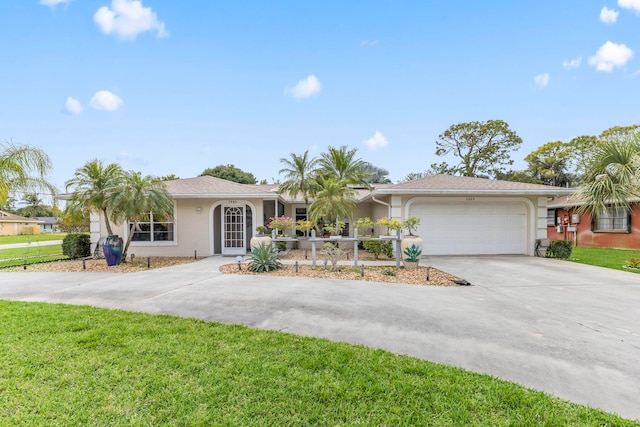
247,242,282,273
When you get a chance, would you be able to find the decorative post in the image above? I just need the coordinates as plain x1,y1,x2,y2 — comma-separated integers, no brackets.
311,229,317,267
353,228,359,267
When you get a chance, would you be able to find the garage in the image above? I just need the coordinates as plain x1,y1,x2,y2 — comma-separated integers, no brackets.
409,199,527,255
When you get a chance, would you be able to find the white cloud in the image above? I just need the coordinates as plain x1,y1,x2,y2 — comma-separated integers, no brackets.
534,73,550,88
116,151,148,165
90,90,123,111
94,0,168,40
619,0,640,13
285,75,322,99
588,41,634,71
360,40,379,46
600,6,619,23
364,131,389,150
64,97,83,114
562,56,582,69
39,0,73,8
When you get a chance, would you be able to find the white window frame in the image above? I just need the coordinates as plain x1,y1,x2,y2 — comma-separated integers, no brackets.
127,205,177,246
593,207,629,233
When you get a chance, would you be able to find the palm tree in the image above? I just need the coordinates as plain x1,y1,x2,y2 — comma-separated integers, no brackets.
308,176,357,227
0,140,55,207
110,171,174,261
65,159,124,236
277,150,319,205
317,145,371,188
21,193,43,218
576,135,640,217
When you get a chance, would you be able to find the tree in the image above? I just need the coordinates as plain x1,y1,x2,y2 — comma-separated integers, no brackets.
317,145,371,188
360,162,391,184
20,193,43,218
0,140,55,207
566,135,598,183
433,120,523,179
200,164,257,184
277,150,319,205
159,174,180,181
308,177,357,226
110,171,174,261
524,141,572,186
65,159,124,236
576,135,640,217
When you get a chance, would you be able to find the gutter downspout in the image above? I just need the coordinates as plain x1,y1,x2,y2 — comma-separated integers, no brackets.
372,196,391,218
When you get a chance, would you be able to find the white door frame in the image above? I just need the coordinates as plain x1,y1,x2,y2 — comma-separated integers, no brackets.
208,200,258,256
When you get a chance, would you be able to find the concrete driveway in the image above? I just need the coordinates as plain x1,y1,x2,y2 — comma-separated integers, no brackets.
0,255,638,421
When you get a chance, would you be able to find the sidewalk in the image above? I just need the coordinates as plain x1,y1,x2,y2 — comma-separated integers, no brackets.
0,240,63,250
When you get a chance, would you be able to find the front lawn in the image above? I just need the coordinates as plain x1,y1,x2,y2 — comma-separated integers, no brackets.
0,233,68,245
0,301,636,426
568,247,640,273
0,244,67,268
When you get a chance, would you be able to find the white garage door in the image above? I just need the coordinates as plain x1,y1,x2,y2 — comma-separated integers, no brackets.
409,200,527,255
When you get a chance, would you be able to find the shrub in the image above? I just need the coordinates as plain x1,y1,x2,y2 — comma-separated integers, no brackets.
247,242,282,273
545,240,573,259
626,258,640,268
320,242,347,271
363,239,394,259
62,233,91,259
276,241,287,252
22,227,35,235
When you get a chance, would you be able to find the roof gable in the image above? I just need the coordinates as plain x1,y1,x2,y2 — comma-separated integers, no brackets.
0,210,40,223
164,176,278,198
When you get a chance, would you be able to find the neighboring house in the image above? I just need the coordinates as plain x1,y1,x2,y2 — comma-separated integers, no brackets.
0,210,41,236
547,196,640,249
36,217,59,233
86,174,572,257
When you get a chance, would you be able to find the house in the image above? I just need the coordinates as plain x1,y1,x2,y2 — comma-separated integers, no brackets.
36,217,59,233
87,174,572,257
547,196,640,249
0,211,41,236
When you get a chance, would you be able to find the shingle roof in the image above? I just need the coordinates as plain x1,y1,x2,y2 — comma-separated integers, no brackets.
0,211,40,223
162,174,572,200
375,174,574,196
163,176,278,198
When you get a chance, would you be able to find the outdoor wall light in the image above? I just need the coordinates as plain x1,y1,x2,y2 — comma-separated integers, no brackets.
196,207,203,214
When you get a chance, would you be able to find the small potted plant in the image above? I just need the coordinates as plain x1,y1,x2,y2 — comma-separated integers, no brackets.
401,216,423,260
324,220,346,239
354,217,374,237
376,217,402,238
295,220,316,238
267,216,295,237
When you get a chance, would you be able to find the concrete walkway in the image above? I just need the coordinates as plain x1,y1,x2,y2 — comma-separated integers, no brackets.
0,240,62,250
0,255,638,421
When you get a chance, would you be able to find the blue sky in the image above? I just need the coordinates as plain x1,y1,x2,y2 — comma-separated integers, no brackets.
2,1,640,194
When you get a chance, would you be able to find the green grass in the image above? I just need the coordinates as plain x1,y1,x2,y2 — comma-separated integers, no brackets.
568,247,640,273
0,301,636,426
0,244,67,268
0,233,67,245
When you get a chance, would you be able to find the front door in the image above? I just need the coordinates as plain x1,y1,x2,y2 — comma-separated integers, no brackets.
222,205,246,255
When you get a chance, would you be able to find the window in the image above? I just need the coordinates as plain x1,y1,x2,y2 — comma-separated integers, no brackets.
295,207,307,236
131,212,175,242
547,209,556,226
592,207,630,232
